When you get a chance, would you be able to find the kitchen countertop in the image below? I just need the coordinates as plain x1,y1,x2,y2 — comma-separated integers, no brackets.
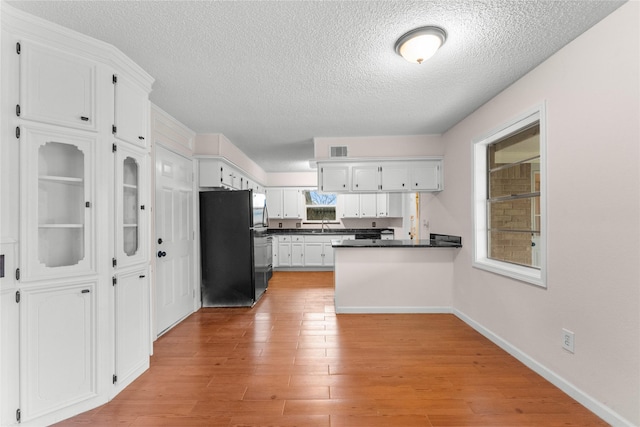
267,228,393,236
332,238,462,248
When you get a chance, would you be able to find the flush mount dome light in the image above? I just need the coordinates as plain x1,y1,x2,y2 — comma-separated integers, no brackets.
395,26,447,64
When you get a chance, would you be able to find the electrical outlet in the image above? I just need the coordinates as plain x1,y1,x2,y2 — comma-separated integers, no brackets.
562,328,575,353
278,223,282,228
372,221,376,227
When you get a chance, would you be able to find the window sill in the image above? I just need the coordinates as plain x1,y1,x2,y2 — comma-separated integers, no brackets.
473,258,546,288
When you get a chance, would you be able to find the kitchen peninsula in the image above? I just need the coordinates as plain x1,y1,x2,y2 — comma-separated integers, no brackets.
333,234,461,314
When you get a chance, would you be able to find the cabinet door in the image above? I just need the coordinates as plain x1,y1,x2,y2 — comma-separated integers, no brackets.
341,194,360,218
376,193,389,217
323,242,335,266
380,164,409,191
21,127,95,282
282,189,301,219
291,243,305,266
272,238,279,267
278,243,291,267
19,40,96,131
266,189,283,219
115,145,148,269
359,194,377,218
114,74,149,148
199,159,223,187
114,269,150,393
304,242,324,267
320,166,349,192
1,290,19,426
411,161,441,191
21,282,97,422
352,166,379,191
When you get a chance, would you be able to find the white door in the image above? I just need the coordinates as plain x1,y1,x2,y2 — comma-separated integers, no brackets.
155,146,194,335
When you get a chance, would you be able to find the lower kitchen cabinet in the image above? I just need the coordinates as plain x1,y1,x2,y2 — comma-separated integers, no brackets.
20,282,98,422
291,236,305,267
113,268,150,394
1,289,19,426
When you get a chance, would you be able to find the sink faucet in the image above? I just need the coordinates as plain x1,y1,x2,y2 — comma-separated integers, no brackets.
321,218,329,233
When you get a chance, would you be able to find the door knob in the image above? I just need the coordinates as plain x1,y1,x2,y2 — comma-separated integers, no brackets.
157,251,166,258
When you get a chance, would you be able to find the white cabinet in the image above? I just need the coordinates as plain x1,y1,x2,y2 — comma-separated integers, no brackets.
266,188,284,219
114,144,148,269
376,193,403,218
266,188,302,219
277,236,292,267
304,235,337,267
20,126,96,282
352,165,380,191
319,165,349,192
114,268,150,393
341,194,360,218
411,160,441,191
339,193,402,218
113,74,149,148
1,289,19,426
20,282,97,422
380,163,409,191
290,235,304,267
271,237,279,267
318,159,443,193
198,158,263,192
18,40,97,132
283,189,302,219
359,194,377,218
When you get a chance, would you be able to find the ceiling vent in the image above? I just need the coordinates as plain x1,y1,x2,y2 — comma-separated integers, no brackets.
330,146,348,158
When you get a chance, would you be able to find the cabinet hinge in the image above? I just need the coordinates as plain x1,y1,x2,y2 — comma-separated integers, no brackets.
15,126,20,139
85,201,91,208
15,268,20,281
112,143,117,153
112,257,117,268
112,276,117,286
16,104,20,117
15,290,20,303
112,125,117,134
113,374,117,384
112,74,118,84
16,408,21,423
16,42,21,55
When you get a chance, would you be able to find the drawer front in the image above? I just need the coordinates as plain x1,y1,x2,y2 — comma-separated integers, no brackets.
277,235,291,243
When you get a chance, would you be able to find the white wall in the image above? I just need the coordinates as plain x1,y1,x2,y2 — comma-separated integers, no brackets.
433,3,639,425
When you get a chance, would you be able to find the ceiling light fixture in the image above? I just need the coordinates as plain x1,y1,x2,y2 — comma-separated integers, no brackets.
395,26,447,64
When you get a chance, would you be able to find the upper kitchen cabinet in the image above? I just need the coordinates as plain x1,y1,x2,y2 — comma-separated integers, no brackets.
20,126,96,282
18,40,97,132
352,165,380,192
198,158,263,192
318,158,444,193
381,160,443,192
113,74,149,148
318,165,349,192
114,143,148,269
266,188,303,219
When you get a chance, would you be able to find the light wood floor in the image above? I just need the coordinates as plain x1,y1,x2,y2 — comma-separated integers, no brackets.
57,271,608,426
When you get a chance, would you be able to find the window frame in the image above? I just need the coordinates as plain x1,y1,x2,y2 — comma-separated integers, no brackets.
303,190,339,223
472,104,547,287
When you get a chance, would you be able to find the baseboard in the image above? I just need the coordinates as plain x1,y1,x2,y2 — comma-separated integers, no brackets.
336,306,452,314
453,308,635,427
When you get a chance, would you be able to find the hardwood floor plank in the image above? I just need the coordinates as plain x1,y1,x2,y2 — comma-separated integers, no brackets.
54,271,608,427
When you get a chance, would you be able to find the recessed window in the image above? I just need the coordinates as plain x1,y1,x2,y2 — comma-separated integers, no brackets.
304,190,337,222
473,105,546,287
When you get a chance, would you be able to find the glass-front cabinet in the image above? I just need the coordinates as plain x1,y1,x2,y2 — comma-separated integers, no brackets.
21,127,95,281
114,144,147,268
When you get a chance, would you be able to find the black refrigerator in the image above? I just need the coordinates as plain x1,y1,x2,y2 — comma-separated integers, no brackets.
199,190,269,307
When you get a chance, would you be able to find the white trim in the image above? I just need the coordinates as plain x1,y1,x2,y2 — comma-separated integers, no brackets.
335,306,452,314
454,309,636,427
472,103,547,288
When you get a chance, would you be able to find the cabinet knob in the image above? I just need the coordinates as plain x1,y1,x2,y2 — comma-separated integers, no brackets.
80,116,90,121
157,251,167,258
138,136,145,140
158,238,163,244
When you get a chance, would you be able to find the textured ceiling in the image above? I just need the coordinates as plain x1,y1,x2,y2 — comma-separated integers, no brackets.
6,0,625,172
